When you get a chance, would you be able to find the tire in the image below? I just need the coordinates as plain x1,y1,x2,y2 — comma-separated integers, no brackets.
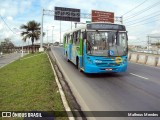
77,58,82,72
66,53,69,62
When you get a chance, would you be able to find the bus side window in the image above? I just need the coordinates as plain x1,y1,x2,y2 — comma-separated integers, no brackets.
73,32,77,45
70,34,73,44
76,30,81,45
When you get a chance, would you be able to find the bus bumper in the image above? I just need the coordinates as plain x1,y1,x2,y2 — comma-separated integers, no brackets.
84,64,128,73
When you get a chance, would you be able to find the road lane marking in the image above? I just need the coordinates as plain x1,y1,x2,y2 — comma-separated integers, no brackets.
130,73,149,80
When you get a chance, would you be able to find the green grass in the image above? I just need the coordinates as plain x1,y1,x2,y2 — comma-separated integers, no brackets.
0,53,68,120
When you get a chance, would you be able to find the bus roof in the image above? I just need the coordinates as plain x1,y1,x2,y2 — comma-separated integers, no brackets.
63,22,125,36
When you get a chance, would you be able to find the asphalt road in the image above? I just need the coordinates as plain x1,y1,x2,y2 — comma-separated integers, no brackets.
0,53,22,68
51,46,160,120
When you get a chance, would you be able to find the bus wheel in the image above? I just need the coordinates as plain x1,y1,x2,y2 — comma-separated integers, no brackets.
66,53,69,62
77,58,82,72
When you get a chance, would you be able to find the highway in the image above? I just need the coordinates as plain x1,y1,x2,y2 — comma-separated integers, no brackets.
0,53,22,68
51,46,160,120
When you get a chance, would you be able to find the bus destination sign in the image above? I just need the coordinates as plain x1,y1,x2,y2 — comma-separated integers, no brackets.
92,10,114,23
87,23,126,31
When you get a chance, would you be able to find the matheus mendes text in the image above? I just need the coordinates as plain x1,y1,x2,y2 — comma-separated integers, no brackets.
128,113,159,117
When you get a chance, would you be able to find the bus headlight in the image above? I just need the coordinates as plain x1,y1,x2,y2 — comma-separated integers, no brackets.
87,57,92,64
122,58,127,64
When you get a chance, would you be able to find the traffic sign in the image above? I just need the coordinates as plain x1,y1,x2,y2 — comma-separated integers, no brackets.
54,7,80,22
92,10,114,23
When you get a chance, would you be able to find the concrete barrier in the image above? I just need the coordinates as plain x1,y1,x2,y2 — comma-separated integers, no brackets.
157,57,160,67
130,53,138,62
146,56,157,66
137,54,147,64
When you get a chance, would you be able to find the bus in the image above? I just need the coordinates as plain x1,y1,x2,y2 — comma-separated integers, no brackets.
63,22,128,73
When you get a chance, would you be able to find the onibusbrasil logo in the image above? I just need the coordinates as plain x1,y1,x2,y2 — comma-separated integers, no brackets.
115,57,123,63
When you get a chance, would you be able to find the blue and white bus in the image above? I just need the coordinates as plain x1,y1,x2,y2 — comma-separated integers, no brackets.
63,22,128,73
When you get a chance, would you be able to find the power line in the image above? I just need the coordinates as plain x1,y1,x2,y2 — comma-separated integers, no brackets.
122,0,148,16
124,1,160,20
0,15,16,34
125,13,160,26
126,18,160,28
124,10,160,24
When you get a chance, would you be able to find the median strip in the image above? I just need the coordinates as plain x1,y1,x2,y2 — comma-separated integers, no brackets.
0,53,68,120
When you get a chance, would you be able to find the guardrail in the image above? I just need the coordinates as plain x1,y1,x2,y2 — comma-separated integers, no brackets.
128,52,160,67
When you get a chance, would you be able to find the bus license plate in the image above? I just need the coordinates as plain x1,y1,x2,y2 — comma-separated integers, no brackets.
106,68,112,71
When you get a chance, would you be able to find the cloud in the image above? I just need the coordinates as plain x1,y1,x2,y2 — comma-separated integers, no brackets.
150,30,160,35
128,36,137,40
1,0,160,46
6,16,13,21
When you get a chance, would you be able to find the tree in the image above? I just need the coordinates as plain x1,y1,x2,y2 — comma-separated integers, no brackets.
1,38,14,53
20,20,41,53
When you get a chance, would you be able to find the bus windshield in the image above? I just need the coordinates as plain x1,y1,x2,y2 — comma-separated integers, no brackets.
87,31,127,56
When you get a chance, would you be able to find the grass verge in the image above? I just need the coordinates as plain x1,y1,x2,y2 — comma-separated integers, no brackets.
0,52,68,120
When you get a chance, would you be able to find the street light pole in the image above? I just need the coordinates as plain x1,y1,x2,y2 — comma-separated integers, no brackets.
47,28,48,46
52,26,54,44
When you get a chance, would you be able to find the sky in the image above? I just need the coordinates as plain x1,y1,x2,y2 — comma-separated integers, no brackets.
0,0,160,46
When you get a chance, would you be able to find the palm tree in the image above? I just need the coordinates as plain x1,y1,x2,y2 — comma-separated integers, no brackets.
20,20,41,53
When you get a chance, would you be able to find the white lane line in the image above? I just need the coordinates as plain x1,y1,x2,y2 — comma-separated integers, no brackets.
130,73,149,80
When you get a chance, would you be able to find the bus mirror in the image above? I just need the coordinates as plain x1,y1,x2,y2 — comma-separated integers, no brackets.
82,32,87,39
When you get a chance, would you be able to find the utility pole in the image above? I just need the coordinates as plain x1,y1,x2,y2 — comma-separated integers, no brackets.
47,28,49,46
147,36,150,51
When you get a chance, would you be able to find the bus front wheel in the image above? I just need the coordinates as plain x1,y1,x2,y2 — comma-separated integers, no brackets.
77,58,82,72
66,52,69,62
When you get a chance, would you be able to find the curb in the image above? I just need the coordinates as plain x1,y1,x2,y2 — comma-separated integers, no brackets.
50,48,96,120
47,53,75,120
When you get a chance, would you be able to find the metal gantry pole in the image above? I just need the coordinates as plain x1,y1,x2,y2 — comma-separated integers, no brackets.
52,26,54,44
60,21,61,43
71,21,72,30
39,9,44,52
40,8,123,46
148,36,150,51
